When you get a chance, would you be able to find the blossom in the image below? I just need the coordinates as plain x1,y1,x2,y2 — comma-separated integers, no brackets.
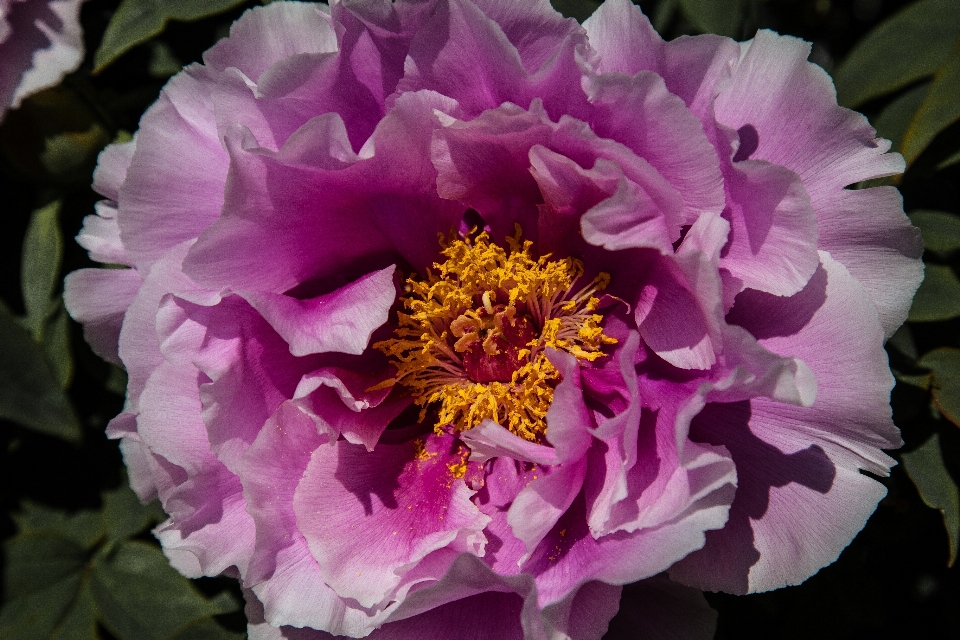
64,0,923,638
0,0,85,121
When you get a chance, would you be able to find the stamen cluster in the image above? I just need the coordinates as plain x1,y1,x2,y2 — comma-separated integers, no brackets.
374,226,616,442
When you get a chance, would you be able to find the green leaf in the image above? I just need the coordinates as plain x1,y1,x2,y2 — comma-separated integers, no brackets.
910,209,960,255
106,365,128,396
102,485,164,543
937,147,960,170
907,264,960,322
833,0,960,108
676,0,743,37
4,534,87,596
0,304,80,441
91,541,232,640
873,82,929,151
652,0,678,32
12,503,104,550
918,347,960,428
165,617,245,640
49,583,98,640
20,201,63,340
902,47,960,166
43,304,73,389
901,433,960,566
93,0,250,73
0,573,86,640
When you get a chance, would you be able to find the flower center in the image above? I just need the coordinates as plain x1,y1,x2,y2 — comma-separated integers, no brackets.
374,226,616,443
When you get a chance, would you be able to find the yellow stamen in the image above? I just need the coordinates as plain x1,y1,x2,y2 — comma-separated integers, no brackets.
373,226,616,442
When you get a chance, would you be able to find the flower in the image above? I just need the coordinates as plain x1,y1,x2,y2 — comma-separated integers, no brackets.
0,0,86,121
64,0,923,638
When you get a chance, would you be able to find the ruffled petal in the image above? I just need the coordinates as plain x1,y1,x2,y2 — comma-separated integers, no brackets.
237,401,384,636
202,2,337,82
135,360,256,577
714,30,903,194
293,432,490,609
671,253,899,593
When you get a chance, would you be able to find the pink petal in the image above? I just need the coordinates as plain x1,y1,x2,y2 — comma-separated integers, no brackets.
241,265,396,357
63,267,141,365
293,432,489,609
671,253,899,593
720,159,819,297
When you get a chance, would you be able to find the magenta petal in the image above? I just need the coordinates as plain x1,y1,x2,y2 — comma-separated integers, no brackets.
93,140,135,202
242,265,396,357
508,459,587,559
157,294,312,470
183,124,393,293
237,401,384,635
635,257,717,370
76,205,132,266
0,0,84,115
294,432,489,609
135,361,255,577
460,419,558,465
400,0,588,121
544,348,593,461
63,268,142,365
292,367,408,451
370,592,525,640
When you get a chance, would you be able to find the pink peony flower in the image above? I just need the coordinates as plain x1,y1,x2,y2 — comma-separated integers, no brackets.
65,0,923,637
0,0,85,120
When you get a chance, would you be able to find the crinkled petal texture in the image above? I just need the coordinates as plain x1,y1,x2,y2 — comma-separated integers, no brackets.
0,0,85,119
66,0,922,638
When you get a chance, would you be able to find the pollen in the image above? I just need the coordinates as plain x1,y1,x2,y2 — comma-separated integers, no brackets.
373,225,616,442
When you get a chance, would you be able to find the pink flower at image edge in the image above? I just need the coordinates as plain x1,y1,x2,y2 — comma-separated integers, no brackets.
64,0,924,638
0,0,85,120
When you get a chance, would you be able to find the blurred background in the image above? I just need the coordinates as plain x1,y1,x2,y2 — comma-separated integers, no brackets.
1,0,958,638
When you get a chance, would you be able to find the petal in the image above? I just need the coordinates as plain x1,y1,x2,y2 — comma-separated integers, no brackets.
202,2,337,82
76,207,133,266
63,267,142,365
0,0,84,113
584,0,740,121
293,432,489,609
399,0,589,121
237,401,383,636
241,266,396,357
118,67,228,268
92,139,136,202
157,294,315,469
720,159,819,297
816,186,923,337
585,71,726,226
671,253,899,593
714,30,903,194
371,592,525,640
136,361,256,577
